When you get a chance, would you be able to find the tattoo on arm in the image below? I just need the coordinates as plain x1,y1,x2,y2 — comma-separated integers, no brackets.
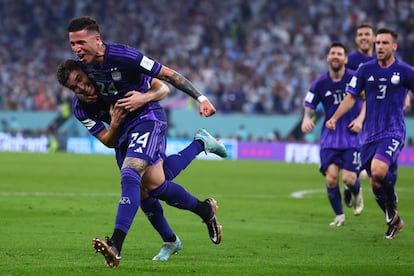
167,72,202,100
304,109,315,118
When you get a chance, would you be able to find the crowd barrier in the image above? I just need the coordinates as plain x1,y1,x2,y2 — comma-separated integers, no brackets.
4,133,414,167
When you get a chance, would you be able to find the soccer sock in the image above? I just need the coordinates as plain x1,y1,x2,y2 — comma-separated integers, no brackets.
148,180,201,213
140,197,176,242
371,186,386,213
349,179,361,195
113,167,141,252
163,140,203,180
326,186,343,215
380,171,397,202
111,229,126,255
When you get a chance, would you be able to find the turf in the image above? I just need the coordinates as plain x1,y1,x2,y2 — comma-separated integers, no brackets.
1,152,413,275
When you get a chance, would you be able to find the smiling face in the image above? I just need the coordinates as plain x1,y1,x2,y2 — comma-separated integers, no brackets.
65,68,99,102
355,27,375,55
69,29,102,65
327,46,347,72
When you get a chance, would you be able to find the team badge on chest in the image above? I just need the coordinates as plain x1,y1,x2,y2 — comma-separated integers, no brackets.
391,72,400,85
111,68,122,81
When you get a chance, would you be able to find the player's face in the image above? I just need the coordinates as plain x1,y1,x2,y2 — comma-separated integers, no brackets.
65,69,98,102
375,33,397,63
327,46,347,72
355,27,375,53
69,29,101,64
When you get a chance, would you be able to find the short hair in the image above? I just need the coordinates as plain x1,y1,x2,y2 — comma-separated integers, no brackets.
357,24,374,32
376,28,398,42
56,59,81,87
67,16,100,33
329,42,348,55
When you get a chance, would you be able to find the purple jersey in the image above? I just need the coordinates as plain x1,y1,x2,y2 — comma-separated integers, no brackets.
76,43,166,120
71,96,110,137
347,59,414,143
346,50,376,71
75,43,168,163
304,69,361,149
76,42,167,139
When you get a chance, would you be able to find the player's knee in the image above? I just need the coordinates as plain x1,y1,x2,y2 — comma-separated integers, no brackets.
370,167,387,182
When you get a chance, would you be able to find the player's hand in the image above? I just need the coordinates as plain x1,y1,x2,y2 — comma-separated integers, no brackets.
199,99,216,117
325,119,336,130
348,118,362,133
110,103,128,127
117,91,146,112
301,117,314,133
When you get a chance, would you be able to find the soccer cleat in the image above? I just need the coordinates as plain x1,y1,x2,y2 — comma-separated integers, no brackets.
343,186,352,208
194,128,227,158
92,237,121,268
329,214,345,227
352,188,364,216
385,218,404,240
152,236,182,261
203,198,222,244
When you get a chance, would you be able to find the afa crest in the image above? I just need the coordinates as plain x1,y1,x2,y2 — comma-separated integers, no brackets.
111,68,122,81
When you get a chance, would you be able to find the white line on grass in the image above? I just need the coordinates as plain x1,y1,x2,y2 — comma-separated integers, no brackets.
290,189,325,198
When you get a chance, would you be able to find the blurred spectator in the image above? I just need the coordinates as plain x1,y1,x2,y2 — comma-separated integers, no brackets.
1,0,414,117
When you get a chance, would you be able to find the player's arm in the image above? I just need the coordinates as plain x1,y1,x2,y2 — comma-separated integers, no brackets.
95,103,128,148
348,100,366,133
326,93,358,130
403,93,411,112
156,65,216,117
301,107,316,133
116,79,170,112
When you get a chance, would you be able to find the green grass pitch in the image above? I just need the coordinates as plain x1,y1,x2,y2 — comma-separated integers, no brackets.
1,152,413,275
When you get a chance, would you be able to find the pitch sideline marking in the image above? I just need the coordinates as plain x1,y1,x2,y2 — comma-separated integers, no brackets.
290,189,325,198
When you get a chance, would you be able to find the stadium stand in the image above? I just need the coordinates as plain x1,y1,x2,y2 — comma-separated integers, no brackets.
1,0,414,140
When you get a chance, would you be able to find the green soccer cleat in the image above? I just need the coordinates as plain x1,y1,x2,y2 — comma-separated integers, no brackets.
152,236,182,261
194,128,227,158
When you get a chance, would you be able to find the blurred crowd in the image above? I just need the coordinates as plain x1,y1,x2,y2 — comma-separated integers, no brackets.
1,0,414,115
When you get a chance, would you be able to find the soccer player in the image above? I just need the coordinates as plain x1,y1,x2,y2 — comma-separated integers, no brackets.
344,24,411,208
341,24,376,208
57,59,227,263
301,42,364,227
326,28,414,239
65,16,225,267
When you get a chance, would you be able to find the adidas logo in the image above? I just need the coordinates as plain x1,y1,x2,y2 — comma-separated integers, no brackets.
325,90,332,97
368,76,374,81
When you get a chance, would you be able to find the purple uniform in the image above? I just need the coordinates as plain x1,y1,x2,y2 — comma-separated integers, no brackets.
71,96,110,137
304,69,362,174
305,69,361,149
346,50,375,71
347,59,414,170
76,43,168,164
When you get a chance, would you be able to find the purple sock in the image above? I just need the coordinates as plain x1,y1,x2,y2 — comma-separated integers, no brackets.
327,186,343,215
381,171,397,202
115,167,141,233
350,179,361,195
163,140,203,180
148,180,198,210
141,197,175,242
372,186,387,213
